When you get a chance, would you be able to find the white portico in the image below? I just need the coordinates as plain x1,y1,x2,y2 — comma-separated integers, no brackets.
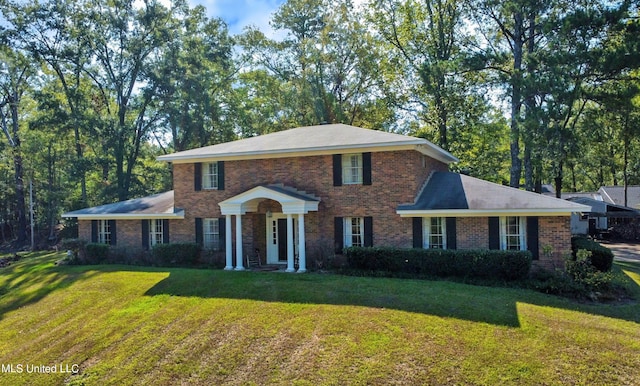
218,185,320,273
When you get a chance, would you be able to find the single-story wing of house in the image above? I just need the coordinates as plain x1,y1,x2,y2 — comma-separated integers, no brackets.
63,124,589,271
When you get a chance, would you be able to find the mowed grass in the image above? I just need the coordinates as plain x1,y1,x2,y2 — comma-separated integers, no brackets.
0,252,639,385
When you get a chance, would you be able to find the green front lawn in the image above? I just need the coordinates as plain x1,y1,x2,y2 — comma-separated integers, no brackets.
0,252,638,385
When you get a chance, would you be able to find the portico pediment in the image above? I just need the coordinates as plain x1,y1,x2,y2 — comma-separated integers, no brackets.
219,184,320,215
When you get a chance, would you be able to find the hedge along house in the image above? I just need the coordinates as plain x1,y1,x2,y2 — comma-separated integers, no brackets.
63,124,589,272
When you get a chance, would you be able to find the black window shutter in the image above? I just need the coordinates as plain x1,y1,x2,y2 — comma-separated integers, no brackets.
91,220,98,243
488,217,500,250
333,154,342,186
362,152,372,185
218,217,226,251
217,161,225,190
194,163,202,191
412,218,423,248
446,217,457,250
109,220,117,246
527,216,539,260
142,220,149,250
364,216,373,247
163,220,170,244
195,218,203,245
334,217,344,254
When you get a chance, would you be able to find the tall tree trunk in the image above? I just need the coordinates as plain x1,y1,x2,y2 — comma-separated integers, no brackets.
554,160,563,199
509,12,524,188
523,11,536,192
7,96,28,245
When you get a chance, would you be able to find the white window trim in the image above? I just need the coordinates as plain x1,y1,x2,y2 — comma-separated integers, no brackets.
344,217,364,247
98,220,111,245
203,218,221,251
423,217,446,249
500,216,527,251
342,154,363,185
202,162,219,190
149,219,164,247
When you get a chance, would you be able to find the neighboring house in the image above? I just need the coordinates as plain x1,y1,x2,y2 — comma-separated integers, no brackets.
598,185,640,210
555,190,640,236
63,124,588,271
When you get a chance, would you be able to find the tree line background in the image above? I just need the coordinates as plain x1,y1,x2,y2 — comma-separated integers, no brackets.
0,0,638,247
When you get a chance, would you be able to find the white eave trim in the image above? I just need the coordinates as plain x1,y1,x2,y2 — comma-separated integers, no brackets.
396,208,586,218
63,210,185,220
158,142,459,165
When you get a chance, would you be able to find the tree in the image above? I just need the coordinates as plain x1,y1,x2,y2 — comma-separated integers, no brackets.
149,5,237,152
0,46,35,245
239,0,393,132
369,0,469,149
2,0,95,206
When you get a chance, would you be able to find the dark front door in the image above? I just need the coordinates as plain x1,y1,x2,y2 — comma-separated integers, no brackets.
276,217,296,262
277,219,287,262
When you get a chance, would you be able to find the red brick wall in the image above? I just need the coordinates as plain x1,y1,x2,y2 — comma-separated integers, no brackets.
537,216,572,270
77,219,182,250
172,150,448,255
456,217,489,249
453,216,571,270
78,220,91,242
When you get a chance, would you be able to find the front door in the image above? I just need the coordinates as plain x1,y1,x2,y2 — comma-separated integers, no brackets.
266,214,296,264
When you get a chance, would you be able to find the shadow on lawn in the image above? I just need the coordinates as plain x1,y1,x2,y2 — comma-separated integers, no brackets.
0,253,100,320
144,261,640,327
4,253,637,328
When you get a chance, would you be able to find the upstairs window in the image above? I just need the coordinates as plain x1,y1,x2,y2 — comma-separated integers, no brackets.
195,161,225,191
333,153,371,186
342,154,363,185
203,162,218,190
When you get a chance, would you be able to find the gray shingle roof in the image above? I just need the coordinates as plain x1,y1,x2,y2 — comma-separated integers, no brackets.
157,124,458,164
397,172,589,216
62,191,184,219
567,196,639,214
598,186,640,209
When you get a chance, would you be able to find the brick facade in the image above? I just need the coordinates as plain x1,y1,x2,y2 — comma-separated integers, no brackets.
171,150,448,259
76,148,575,272
537,216,572,270
453,216,571,270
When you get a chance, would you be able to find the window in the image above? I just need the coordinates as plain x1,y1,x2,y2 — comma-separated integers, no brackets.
149,219,164,247
500,216,526,251
342,154,363,185
203,218,221,250
423,217,446,249
98,220,111,245
203,162,218,190
344,217,364,247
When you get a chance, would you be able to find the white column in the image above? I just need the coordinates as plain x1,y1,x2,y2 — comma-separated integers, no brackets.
235,214,244,270
224,215,233,270
286,213,295,272
297,214,306,273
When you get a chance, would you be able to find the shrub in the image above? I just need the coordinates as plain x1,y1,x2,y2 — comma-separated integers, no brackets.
566,249,615,294
60,238,87,264
152,243,201,267
571,237,614,272
85,243,110,264
343,247,532,281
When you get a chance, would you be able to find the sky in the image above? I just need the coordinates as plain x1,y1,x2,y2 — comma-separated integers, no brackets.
188,0,287,37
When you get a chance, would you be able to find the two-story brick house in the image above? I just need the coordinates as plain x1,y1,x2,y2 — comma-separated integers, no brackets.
64,124,588,271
